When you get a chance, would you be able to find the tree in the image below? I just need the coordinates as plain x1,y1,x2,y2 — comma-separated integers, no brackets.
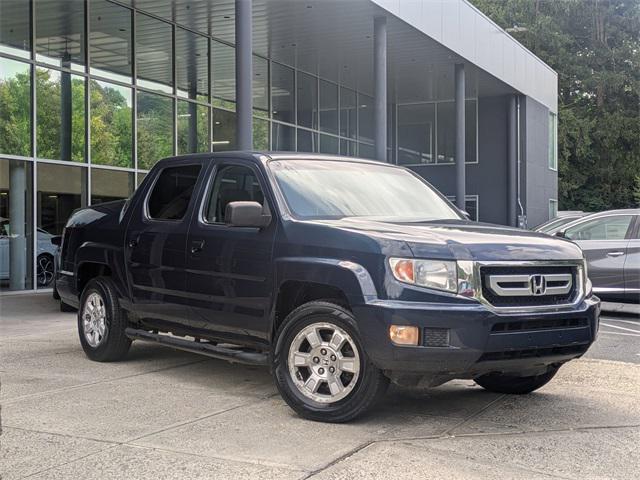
472,0,640,210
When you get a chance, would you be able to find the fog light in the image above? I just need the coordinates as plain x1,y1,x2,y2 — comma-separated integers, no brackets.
389,325,419,346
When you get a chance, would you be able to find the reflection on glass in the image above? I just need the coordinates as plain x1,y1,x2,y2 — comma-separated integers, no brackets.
397,103,435,165
35,0,85,70
253,117,269,150
358,142,375,160
90,79,133,167
271,63,294,124
212,40,235,108
176,27,208,101
136,13,173,93
340,139,357,157
0,57,31,157
320,135,339,154
0,0,31,58
91,168,134,204
178,100,209,154
340,87,356,139
90,0,132,82
36,68,85,162
0,159,34,291
137,172,147,188
137,91,173,170
297,72,317,129
297,129,318,153
358,94,373,143
272,122,294,151
320,80,338,135
253,55,268,117
212,108,236,151
37,162,86,237
437,100,477,164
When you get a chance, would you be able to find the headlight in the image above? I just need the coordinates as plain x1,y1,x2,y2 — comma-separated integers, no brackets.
389,258,458,293
583,258,593,296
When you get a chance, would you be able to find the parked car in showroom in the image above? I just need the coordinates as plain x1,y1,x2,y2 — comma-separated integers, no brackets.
554,209,640,303
55,153,600,422
0,218,57,287
533,211,588,235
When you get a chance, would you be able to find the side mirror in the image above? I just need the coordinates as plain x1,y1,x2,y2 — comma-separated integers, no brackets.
225,201,271,228
555,230,567,238
461,210,471,220
51,235,62,246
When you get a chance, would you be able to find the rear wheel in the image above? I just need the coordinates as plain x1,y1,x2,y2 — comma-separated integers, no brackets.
273,301,388,423
474,366,560,394
78,277,131,362
36,253,55,287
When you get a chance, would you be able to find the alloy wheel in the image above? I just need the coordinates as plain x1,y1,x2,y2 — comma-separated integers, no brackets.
37,255,54,287
82,292,107,348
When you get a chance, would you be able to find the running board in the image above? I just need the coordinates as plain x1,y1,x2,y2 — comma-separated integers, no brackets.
125,328,268,366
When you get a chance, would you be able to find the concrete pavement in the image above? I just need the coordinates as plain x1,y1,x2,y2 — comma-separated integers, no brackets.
1,293,639,479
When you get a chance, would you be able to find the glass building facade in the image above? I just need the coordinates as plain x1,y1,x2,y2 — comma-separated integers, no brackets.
0,0,478,292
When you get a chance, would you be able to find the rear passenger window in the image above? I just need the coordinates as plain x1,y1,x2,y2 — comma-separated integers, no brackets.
204,165,265,223
147,165,201,220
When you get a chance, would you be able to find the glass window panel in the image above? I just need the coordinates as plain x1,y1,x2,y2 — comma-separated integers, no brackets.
548,112,557,170
253,55,268,117
436,101,454,164
0,159,34,291
90,79,133,167
358,94,373,143
137,91,173,170
147,164,201,220
176,27,208,101
91,168,134,204
297,129,318,153
37,162,86,237
212,40,235,108
204,165,264,224
397,103,435,165
0,57,31,157
0,0,31,58
178,100,209,154
212,107,236,151
90,0,132,82
340,87,356,139
466,99,477,163
136,13,172,93
565,215,633,241
340,139,357,157
271,63,294,124
320,135,338,154
272,122,294,151
319,80,338,135
35,0,84,70
358,142,375,160
137,172,147,187
253,117,269,150
36,68,85,162
297,71,317,129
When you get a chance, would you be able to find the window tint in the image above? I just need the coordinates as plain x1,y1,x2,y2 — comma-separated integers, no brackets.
205,166,264,223
565,215,633,241
147,165,201,220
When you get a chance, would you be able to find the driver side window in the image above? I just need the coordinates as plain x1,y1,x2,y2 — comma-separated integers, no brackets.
204,165,265,224
564,215,633,241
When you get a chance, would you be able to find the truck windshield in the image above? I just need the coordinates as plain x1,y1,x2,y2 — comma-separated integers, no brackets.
269,160,462,221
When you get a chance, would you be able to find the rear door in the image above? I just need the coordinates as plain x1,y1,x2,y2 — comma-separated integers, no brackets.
125,162,204,322
624,215,640,297
564,214,635,293
184,160,276,345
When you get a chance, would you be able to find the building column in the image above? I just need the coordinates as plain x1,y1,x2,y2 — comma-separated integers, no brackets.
374,16,387,162
60,53,72,161
235,0,252,150
507,95,518,226
455,63,466,210
9,161,27,290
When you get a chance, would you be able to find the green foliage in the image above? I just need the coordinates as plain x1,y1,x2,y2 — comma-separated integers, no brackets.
0,63,31,157
473,0,640,210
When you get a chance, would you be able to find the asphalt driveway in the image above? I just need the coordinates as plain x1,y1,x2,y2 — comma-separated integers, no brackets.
1,293,639,479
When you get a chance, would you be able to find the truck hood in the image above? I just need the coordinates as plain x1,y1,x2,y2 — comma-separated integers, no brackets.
310,218,583,261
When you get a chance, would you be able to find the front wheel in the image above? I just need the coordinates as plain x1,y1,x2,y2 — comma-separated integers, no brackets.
273,301,388,423
474,366,560,394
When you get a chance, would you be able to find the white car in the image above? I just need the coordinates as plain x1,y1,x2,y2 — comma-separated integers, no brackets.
0,219,58,287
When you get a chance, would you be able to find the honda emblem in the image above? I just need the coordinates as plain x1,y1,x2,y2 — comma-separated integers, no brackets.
529,274,547,295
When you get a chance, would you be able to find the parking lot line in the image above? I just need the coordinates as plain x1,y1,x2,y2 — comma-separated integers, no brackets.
600,322,640,333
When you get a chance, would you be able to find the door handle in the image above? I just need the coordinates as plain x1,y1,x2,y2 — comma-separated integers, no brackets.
190,239,205,254
607,251,625,257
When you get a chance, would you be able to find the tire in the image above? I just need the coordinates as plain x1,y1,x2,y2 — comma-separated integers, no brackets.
475,365,560,394
272,301,389,423
78,276,131,362
36,253,55,287
60,300,76,312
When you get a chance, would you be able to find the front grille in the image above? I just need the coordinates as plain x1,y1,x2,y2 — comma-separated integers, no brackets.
491,318,589,333
423,328,450,347
478,344,589,362
481,265,578,307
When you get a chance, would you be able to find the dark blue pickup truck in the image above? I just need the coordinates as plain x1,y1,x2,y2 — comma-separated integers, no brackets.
55,152,600,422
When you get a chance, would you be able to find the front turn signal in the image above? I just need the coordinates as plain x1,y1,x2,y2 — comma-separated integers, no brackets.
389,325,420,346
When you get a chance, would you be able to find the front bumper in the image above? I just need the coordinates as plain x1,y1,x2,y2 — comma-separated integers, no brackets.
353,295,600,380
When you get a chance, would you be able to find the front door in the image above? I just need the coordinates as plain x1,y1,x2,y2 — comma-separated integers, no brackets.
125,163,204,323
564,214,635,293
185,161,276,346
624,216,640,296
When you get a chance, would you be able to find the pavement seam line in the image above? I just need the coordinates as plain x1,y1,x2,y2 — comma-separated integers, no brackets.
439,393,508,437
300,440,377,480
